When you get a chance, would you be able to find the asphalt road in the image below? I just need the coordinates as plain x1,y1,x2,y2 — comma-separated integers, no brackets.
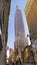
22,62,37,65
9,62,37,65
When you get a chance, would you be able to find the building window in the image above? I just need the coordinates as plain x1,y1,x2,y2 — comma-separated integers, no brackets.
0,35,3,51
3,10,4,25
0,18,2,33
36,51,37,54
6,0,9,2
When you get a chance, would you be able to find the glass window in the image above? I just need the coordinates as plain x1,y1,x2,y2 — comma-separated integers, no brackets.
0,35,3,51
3,10,4,25
6,0,9,2
36,51,37,54
0,18,1,34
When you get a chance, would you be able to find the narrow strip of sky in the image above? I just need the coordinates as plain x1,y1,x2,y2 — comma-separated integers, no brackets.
8,0,29,48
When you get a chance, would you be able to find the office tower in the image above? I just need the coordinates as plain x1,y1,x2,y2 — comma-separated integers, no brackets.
14,6,27,51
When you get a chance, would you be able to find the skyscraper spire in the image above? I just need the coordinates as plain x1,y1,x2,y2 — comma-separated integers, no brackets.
16,5,18,9
15,6,25,38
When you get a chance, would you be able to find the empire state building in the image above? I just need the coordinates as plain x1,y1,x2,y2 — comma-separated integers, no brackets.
14,6,27,50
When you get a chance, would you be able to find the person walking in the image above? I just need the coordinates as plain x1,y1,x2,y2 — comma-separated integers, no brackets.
19,58,21,65
16,59,19,65
6,63,9,65
12,62,14,65
11,58,14,65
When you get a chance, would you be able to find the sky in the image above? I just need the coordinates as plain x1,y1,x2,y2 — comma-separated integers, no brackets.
8,0,30,48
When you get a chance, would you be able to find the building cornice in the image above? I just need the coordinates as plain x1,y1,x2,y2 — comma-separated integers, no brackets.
25,0,34,16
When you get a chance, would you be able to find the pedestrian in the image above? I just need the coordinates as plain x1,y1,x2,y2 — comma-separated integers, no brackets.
16,60,18,65
12,62,14,65
11,59,14,65
19,58,21,65
6,63,9,65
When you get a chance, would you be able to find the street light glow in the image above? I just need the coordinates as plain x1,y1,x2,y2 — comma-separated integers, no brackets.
7,59,9,63
7,50,9,58
0,28,1,34
27,37,31,46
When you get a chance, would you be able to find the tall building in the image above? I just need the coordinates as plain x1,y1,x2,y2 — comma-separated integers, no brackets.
15,6,25,38
24,0,37,62
14,6,27,51
0,0,11,65
24,0,37,40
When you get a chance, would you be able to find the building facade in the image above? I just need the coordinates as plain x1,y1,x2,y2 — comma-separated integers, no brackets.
25,0,37,62
0,0,11,65
25,0,37,40
9,48,15,62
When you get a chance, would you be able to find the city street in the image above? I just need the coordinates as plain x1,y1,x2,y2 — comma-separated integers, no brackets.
9,62,37,65
21,62,37,65
0,0,37,65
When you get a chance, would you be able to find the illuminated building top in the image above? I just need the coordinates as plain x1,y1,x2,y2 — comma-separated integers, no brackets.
14,6,28,50
15,6,25,39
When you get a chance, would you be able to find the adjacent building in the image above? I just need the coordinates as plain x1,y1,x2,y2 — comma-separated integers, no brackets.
24,0,37,62
0,0,11,65
9,48,15,62
25,0,37,40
